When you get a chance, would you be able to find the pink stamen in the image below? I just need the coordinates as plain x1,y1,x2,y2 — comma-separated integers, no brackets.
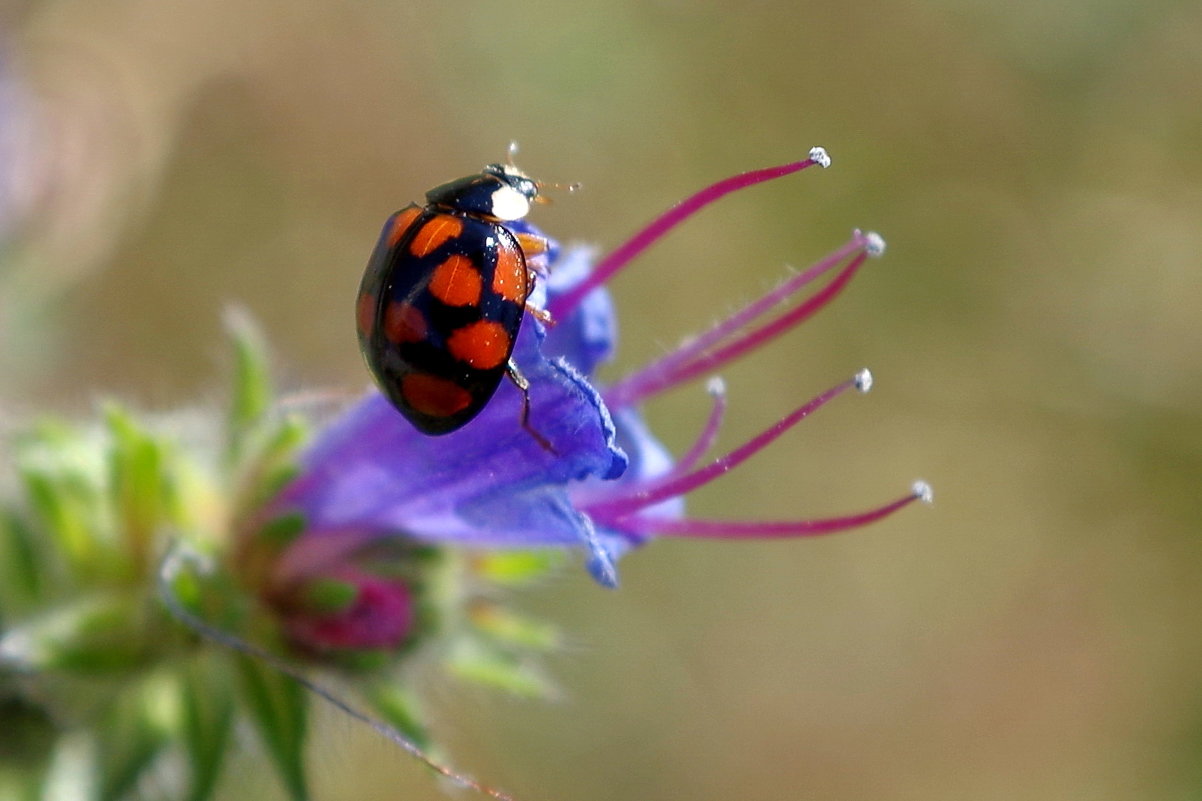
568,377,729,510
619,483,930,539
644,253,867,401
672,377,728,475
605,242,869,408
548,150,831,319
586,373,865,521
615,233,868,395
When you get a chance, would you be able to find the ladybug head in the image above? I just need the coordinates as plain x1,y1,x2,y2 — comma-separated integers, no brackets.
480,163,540,222
424,162,543,222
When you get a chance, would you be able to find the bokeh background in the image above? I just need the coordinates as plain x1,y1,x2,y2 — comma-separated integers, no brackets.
3,0,1200,799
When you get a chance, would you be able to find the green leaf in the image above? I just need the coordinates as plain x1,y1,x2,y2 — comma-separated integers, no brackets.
179,656,235,801
235,654,308,801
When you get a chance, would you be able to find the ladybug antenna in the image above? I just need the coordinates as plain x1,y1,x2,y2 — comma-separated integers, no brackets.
502,142,580,202
536,178,581,193
532,178,581,205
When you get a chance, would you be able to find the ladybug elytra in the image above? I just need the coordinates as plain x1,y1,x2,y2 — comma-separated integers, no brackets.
356,161,555,448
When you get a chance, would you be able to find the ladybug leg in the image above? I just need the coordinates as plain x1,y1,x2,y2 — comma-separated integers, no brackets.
515,233,555,327
525,294,556,327
527,305,555,326
506,358,556,454
515,232,551,266
521,262,557,328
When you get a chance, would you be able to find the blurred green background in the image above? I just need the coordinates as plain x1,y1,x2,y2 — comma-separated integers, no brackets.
3,0,1200,799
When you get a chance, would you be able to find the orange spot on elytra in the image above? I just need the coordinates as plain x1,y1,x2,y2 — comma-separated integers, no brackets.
429,255,482,307
492,246,527,304
383,301,427,343
357,292,376,338
401,372,472,417
447,320,511,370
386,206,423,248
409,215,463,257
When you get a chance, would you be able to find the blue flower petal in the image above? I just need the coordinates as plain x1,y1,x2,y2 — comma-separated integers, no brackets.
275,315,627,555
566,405,683,575
609,406,681,493
543,245,617,377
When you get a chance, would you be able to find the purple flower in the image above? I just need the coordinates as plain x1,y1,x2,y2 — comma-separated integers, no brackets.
265,147,930,614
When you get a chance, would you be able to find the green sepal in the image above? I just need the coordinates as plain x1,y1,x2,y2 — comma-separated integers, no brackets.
235,653,309,801
95,675,176,801
0,696,57,772
470,605,561,651
254,513,307,550
221,311,309,523
0,593,153,674
472,550,563,586
15,425,109,582
253,417,308,492
299,579,358,615
162,558,204,619
103,404,175,574
178,656,235,801
0,767,42,801
256,458,302,504
361,681,432,750
224,308,274,463
446,638,556,699
0,509,44,612
230,416,308,525
39,731,98,801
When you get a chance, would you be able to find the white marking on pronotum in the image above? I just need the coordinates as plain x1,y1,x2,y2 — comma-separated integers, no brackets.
490,185,531,221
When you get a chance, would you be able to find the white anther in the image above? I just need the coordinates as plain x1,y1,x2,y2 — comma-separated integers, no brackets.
809,146,831,168
854,368,873,393
706,376,727,397
912,480,934,504
864,231,886,257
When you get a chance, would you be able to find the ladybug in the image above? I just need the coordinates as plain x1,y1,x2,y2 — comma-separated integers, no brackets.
356,161,555,448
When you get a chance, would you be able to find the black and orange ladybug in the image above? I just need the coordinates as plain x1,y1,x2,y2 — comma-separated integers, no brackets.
356,161,554,446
